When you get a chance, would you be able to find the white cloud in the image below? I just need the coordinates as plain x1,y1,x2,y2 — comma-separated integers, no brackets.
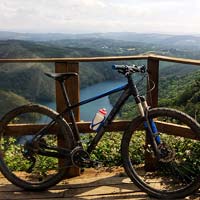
0,0,199,34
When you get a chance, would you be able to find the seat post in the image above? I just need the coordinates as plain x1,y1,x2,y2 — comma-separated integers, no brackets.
59,80,71,108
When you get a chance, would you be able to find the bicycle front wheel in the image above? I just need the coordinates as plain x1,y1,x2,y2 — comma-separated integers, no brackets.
121,107,200,199
0,104,74,191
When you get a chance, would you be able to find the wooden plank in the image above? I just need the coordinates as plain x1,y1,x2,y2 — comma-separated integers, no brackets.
2,124,58,136
0,189,146,200
0,54,199,66
1,169,199,200
4,120,199,140
0,54,148,63
0,168,131,192
148,53,200,66
1,167,200,199
2,120,131,137
0,169,146,200
0,190,64,200
63,185,140,199
155,121,199,140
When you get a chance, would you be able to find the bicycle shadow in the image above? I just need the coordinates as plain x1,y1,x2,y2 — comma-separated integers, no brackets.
0,173,199,200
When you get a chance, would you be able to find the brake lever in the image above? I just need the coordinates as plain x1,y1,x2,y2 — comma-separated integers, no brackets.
117,69,125,74
140,65,146,73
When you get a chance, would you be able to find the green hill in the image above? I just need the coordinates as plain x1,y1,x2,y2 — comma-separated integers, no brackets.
0,37,199,118
0,39,124,116
0,89,29,116
159,70,200,122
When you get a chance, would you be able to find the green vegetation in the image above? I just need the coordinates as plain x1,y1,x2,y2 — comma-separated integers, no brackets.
0,33,200,177
159,70,200,123
3,131,200,171
0,90,29,117
1,132,145,169
2,136,60,173
82,132,123,166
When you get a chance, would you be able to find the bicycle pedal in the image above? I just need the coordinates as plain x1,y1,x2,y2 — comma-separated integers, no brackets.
92,161,103,169
79,159,102,168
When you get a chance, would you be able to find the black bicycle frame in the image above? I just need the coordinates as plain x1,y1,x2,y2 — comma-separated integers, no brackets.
32,72,160,160
58,74,143,154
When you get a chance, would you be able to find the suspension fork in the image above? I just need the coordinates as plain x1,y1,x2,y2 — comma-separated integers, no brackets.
137,96,161,159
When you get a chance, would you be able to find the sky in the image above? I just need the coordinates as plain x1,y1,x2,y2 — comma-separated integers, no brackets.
0,0,200,35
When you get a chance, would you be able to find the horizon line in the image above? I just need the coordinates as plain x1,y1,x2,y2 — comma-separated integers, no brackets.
0,30,199,37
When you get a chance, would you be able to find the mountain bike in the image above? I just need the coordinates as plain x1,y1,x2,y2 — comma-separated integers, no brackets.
0,64,200,199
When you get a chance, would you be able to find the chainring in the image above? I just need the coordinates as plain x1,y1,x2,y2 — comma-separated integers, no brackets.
71,146,91,168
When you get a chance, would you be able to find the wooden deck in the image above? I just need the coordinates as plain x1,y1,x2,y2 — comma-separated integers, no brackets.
0,167,200,200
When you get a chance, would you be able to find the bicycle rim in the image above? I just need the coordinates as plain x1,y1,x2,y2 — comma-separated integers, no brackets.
122,108,200,199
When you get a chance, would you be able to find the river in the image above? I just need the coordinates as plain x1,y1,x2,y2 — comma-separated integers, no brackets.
18,80,126,144
42,80,126,121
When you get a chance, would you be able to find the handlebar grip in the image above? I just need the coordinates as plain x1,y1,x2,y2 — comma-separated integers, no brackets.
112,64,126,70
112,64,138,71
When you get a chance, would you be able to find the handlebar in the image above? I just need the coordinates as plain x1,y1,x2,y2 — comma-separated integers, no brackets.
112,64,146,75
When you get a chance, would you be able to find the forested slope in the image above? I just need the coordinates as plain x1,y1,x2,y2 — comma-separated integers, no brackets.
0,35,199,118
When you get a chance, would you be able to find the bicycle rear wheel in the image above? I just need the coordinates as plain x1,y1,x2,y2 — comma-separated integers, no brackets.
0,104,74,191
121,107,200,199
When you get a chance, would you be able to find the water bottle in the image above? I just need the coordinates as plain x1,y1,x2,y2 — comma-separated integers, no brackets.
90,108,107,131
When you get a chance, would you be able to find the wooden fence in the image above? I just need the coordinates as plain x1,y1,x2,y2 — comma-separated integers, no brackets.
1,53,200,132
1,53,200,175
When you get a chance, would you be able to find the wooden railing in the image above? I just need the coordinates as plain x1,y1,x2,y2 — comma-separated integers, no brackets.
1,53,200,131
1,53,200,132
1,54,200,175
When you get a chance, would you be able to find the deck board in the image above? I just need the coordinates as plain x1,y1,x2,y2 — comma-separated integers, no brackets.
0,168,199,200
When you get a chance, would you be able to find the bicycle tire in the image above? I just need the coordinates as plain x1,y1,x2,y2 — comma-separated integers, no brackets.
121,107,200,199
0,104,75,191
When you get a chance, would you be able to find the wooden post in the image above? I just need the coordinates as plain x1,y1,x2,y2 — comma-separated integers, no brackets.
55,62,80,177
145,58,159,171
55,62,80,120
146,58,159,108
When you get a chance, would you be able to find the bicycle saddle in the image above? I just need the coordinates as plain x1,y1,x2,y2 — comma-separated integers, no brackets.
44,72,78,81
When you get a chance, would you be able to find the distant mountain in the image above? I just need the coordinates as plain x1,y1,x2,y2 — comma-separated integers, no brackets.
156,35,200,50
0,31,200,50
0,31,74,41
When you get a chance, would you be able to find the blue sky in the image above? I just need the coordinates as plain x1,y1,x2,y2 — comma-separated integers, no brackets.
0,0,200,35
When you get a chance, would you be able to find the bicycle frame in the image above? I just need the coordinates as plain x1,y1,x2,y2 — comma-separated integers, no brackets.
58,74,148,154
32,72,160,159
